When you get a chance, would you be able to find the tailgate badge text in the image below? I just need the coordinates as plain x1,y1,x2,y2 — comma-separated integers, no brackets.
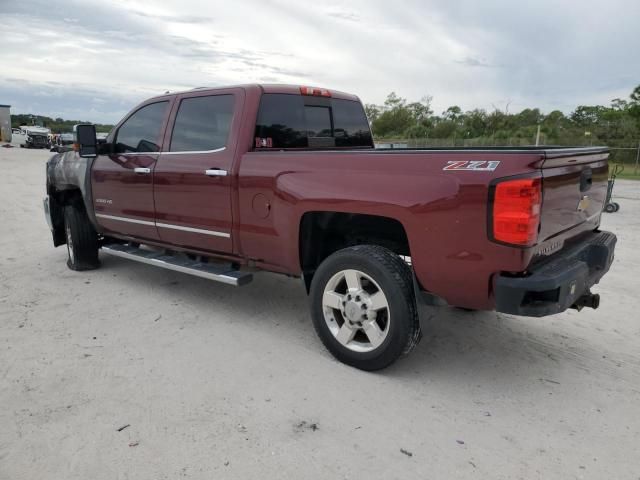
443,160,500,171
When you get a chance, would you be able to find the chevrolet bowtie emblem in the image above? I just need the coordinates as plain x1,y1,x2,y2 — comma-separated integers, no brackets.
577,195,590,212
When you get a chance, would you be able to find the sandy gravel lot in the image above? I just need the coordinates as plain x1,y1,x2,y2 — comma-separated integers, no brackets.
1,145,639,480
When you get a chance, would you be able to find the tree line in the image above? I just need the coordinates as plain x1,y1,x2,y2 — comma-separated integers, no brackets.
11,114,114,134
365,85,640,149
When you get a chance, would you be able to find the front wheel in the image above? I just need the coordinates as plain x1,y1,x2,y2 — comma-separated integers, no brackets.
64,203,100,271
309,245,421,371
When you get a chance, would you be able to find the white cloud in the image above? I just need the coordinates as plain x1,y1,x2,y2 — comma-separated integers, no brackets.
0,0,638,123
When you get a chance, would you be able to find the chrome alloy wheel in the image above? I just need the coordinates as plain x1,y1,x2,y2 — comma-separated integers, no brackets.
322,269,391,353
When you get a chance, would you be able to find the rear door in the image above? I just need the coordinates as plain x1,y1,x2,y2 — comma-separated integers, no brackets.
152,89,242,253
92,100,171,240
539,148,609,242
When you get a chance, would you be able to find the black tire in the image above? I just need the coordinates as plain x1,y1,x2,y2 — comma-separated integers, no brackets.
604,203,616,213
309,245,421,371
64,203,100,271
613,202,620,212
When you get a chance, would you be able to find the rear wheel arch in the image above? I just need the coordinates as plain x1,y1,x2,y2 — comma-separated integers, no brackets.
298,211,411,290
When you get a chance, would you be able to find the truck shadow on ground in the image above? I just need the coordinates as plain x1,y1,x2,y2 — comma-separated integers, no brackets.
99,256,599,383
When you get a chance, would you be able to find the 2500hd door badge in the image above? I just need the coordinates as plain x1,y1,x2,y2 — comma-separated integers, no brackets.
443,160,500,171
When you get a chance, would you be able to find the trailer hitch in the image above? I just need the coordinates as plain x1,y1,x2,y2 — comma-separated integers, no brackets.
570,291,600,311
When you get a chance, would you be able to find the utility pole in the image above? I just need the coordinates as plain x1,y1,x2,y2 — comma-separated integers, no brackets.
635,140,640,175
535,124,541,146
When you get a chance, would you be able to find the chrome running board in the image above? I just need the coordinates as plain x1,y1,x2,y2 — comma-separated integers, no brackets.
101,243,253,286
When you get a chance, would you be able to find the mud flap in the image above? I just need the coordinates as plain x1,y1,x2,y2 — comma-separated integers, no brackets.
411,272,446,345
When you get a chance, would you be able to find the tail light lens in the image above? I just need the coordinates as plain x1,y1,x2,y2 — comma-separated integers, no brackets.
492,178,542,246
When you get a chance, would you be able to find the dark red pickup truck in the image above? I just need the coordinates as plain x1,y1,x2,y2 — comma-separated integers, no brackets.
44,84,616,370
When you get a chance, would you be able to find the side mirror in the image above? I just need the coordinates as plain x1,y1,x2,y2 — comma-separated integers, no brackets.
75,124,97,158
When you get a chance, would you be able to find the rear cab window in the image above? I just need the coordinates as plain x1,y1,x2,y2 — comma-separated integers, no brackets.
254,93,373,149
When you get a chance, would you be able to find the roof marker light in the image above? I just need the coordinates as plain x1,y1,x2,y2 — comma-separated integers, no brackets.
300,86,332,97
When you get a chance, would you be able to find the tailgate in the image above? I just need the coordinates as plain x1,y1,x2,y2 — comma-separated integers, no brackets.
539,148,609,243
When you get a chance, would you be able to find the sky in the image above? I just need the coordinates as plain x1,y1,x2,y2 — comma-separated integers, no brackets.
0,0,639,124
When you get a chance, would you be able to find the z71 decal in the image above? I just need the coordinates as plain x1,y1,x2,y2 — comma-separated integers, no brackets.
443,160,500,171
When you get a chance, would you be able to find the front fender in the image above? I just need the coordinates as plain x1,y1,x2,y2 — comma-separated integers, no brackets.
46,151,99,231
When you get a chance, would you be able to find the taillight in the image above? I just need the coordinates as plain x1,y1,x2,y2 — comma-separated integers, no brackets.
300,86,332,97
491,177,542,246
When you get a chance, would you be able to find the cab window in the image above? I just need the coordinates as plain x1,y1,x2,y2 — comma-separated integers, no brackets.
170,95,235,152
115,101,169,153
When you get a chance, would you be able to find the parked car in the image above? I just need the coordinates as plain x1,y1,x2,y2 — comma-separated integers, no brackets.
15,126,51,148
50,133,75,153
96,132,109,143
43,84,616,370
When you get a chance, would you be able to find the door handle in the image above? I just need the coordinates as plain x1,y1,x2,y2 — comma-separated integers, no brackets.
134,167,151,174
205,169,228,177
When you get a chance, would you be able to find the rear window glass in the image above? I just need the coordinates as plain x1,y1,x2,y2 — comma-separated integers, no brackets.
332,100,374,147
170,95,234,152
255,94,373,149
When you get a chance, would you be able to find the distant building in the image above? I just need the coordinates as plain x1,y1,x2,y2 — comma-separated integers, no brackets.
0,104,11,143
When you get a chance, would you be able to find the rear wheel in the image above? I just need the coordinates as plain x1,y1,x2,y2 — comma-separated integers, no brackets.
613,202,620,212
64,203,100,271
604,203,616,213
309,245,421,371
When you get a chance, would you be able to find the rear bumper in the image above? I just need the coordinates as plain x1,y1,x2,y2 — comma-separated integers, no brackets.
494,231,616,317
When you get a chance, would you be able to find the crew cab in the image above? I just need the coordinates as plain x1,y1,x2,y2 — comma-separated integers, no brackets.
44,84,616,370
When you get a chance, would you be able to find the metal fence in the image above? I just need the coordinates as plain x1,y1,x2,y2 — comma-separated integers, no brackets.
609,147,640,174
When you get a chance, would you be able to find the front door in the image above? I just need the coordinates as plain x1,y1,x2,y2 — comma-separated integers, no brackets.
153,90,241,253
92,100,171,240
